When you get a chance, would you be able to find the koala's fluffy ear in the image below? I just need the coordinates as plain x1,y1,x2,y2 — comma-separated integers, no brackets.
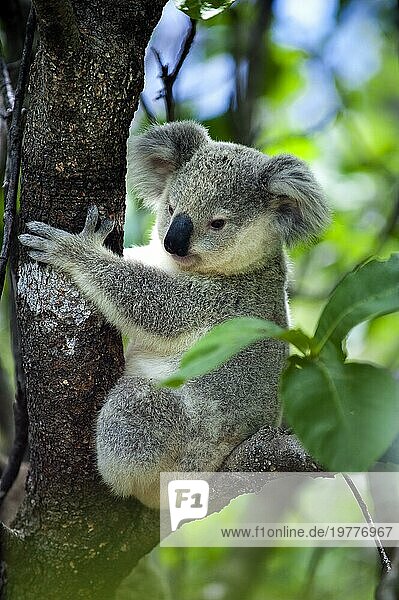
129,121,210,209
263,154,330,245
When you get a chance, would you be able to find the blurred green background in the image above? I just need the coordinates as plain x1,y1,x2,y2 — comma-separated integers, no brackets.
1,0,398,597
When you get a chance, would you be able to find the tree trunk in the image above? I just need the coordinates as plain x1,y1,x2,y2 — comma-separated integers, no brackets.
4,2,165,598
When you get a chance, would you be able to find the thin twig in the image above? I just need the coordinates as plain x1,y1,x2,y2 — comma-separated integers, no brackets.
0,7,36,302
0,263,28,511
169,18,196,84
0,9,35,589
0,3,34,513
0,355,13,451
0,403,27,510
152,18,196,121
0,58,15,114
342,473,392,574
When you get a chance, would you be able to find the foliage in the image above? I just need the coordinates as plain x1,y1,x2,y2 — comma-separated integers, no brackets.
174,0,236,20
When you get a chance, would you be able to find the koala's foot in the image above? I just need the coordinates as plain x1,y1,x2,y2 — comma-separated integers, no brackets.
96,376,188,508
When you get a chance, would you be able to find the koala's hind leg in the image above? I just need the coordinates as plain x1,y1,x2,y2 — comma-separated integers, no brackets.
96,376,188,508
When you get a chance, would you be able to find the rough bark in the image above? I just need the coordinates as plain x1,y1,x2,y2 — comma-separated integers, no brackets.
4,2,166,598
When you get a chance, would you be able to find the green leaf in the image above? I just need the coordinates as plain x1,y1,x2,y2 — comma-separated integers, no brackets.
283,329,314,354
313,253,399,354
174,0,236,20
161,317,310,388
282,356,399,471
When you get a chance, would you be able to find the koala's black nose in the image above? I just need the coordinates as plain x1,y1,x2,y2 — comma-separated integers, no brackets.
164,214,193,257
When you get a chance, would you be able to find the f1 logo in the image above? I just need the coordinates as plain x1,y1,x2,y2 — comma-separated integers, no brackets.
168,480,209,531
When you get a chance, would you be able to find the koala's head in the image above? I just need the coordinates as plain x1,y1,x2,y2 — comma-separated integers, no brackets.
130,121,329,275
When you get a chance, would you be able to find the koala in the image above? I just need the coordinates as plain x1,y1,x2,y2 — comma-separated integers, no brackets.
19,121,329,508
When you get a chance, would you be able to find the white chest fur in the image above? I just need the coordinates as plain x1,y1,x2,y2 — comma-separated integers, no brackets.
123,228,178,274
123,233,200,381
125,342,180,381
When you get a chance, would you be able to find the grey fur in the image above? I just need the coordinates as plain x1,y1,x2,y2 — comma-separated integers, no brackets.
19,121,329,507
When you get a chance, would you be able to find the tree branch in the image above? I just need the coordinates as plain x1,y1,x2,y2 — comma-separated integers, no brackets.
222,425,320,472
32,0,79,53
0,7,35,302
169,18,196,85
157,427,322,546
153,18,196,121
199,426,323,516
0,60,14,178
0,402,27,510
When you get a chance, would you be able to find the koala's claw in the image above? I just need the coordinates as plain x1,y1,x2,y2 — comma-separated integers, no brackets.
19,233,49,250
19,220,73,266
83,205,114,240
26,221,68,240
84,205,99,235
19,229,60,265
97,217,114,238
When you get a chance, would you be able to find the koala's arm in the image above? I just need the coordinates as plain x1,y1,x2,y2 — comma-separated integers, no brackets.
19,206,220,338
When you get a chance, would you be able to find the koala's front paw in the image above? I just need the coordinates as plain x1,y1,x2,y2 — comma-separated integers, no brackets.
19,222,72,265
18,205,115,266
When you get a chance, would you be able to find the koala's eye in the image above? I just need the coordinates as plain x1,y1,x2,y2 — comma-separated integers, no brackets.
168,204,174,216
210,218,226,231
